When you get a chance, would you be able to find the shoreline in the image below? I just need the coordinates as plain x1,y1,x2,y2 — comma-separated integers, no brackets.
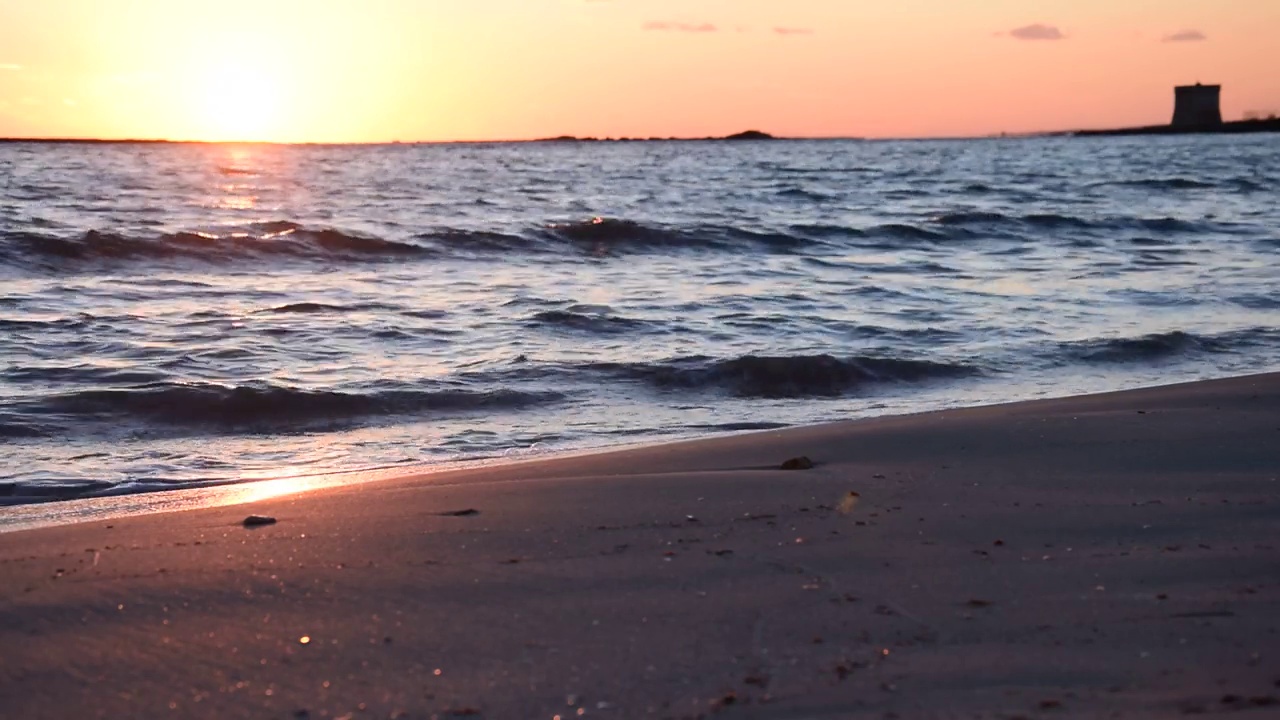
1,370,1266,532
3,372,1278,718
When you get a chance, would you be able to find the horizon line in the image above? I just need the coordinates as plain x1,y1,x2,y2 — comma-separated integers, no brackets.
0,131,1057,146
4,118,1272,146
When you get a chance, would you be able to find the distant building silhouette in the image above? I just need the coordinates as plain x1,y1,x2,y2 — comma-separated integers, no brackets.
1172,84,1222,128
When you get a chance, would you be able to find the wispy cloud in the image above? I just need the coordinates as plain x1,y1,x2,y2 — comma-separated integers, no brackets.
644,21,718,33
0,63,23,71
1163,29,1207,43
773,27,814,37
1008,24,1065,41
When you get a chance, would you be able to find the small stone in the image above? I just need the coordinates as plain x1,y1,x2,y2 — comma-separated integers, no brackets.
711,692,737,708
780,456,814,470
837,491,861,515
242,516,276,527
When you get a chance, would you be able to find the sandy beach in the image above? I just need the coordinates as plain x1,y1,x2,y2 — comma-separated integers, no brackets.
2,373,1278,719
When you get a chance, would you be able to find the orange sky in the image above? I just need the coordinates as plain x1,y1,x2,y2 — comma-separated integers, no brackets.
0,0,1276,142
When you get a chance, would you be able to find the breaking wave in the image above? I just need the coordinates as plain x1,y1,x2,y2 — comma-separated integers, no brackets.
1058,328,1277,364
585,354,978,398
1,209,1245,273
19,382,564,432
526,309,656,335
1,224,433,270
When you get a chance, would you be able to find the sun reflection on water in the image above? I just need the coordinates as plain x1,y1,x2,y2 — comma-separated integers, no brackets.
0,465,418,534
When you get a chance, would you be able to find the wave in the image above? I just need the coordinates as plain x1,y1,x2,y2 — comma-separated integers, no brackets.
871,223,949,241
776,187,837,202
538,218,812,254
526,309,655,335
1058,328,1277,364
2,218,823,271
0,479,119,503
0,418,51,439
928,211,1209,235
1,364,168,385
766,166,876,176
0,209,1229,274
423,229,537,254
1,224,434,270
256,302,399,315
1230,295,1280,310
595,353,977,398
1098,178,1218,191
21,381,564,431
932,211,1009,226
788,223,868,240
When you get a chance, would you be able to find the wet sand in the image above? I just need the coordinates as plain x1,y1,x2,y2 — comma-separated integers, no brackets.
2,373,1278,718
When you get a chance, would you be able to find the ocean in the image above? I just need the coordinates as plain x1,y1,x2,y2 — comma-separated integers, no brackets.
1,135,1277,507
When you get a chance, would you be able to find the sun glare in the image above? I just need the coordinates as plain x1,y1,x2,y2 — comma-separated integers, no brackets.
191,59,284,142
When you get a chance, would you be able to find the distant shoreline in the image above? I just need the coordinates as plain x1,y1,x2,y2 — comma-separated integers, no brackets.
1064,117,1280,137
2,120,1278,146
0,130,789,146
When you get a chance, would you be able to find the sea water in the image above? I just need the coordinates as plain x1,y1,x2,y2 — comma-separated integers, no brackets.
1,135,1277,505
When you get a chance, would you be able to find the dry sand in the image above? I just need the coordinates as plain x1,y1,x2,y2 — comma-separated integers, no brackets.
2,374,1278,719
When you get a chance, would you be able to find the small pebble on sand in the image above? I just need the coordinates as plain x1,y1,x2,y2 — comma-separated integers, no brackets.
781,456,814,470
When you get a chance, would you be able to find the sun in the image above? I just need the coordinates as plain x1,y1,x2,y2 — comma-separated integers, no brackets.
191,59,285,142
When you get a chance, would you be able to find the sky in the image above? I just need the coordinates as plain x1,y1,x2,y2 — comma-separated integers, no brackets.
0,0,1276,143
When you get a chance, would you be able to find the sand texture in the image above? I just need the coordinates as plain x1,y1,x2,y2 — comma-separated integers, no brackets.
2,374,1278,718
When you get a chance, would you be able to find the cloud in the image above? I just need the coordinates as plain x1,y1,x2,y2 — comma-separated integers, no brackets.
0,63,23,71
644,21,717,33
1008,24,1065,41
773,27,814,37
1163,29,1207,43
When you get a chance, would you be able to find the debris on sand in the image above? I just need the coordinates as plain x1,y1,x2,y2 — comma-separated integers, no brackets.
781,456,814,470
837,491,861,515
438,509,480,517
242,515,277,527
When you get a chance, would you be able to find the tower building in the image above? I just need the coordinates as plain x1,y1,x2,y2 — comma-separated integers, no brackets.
1172,84,1223,127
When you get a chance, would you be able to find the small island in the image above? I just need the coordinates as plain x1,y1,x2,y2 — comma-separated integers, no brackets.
534,130,778,143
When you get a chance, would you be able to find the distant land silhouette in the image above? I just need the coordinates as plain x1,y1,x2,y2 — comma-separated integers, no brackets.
1068,117,1280,137
0,131,784,145
1063,83,1279,137
535,130,778,143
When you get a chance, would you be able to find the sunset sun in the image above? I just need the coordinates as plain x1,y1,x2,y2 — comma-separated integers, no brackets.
191,59,284,142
